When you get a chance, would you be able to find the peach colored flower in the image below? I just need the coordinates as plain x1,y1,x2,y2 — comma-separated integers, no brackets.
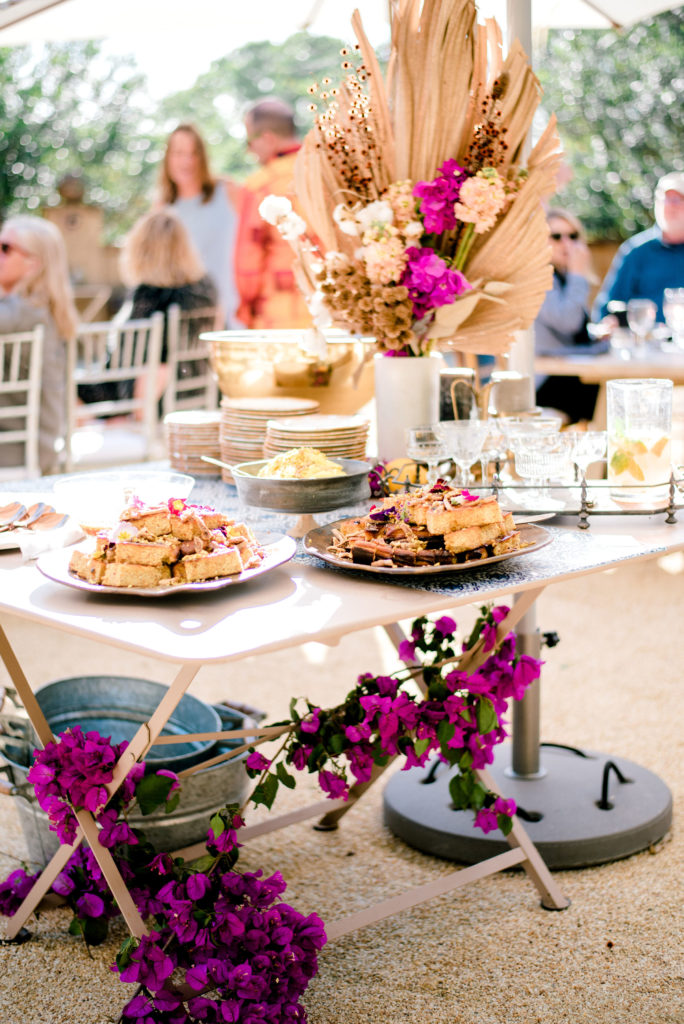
454,170,506,233
363,235,408,285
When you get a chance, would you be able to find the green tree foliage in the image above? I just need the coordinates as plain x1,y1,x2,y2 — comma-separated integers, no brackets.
536,8,684,241
157,31,353,180
0,41,159,239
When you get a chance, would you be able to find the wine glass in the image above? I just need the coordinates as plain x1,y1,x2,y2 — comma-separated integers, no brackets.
566,430,607,483
626,298,657,355
436,420,489,487
404,426,448,486
663,287,684,349
479,422,510,486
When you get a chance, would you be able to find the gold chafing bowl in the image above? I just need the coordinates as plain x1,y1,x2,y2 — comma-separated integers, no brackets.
203,329,375,415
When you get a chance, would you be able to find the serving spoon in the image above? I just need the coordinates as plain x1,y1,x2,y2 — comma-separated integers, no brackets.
0,502,27,530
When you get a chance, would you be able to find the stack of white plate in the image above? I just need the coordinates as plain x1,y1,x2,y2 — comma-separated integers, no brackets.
263,413,371,460
164,411,222,476
219,397,321,482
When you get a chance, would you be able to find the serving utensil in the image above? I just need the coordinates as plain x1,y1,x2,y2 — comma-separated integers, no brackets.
0,502,27,529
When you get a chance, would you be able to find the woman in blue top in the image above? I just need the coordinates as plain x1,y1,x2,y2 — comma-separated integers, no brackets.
534,208,599,423
157,124,239,328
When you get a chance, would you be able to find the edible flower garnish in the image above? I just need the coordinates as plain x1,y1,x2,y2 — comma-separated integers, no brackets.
167,498,186,515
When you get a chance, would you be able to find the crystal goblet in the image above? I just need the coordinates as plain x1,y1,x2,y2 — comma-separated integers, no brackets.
436,420,489,488
404,426,448,486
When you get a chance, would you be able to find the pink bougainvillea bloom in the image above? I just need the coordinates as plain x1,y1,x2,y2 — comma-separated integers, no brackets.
318,770,349,800
246,751,271,773
474,807,499,833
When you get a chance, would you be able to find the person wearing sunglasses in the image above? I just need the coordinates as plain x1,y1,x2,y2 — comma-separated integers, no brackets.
0,215,78,472
592,171,684,324
534,208,599,423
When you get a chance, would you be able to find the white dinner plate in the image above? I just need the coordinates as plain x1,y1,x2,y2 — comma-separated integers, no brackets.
36,534,296,597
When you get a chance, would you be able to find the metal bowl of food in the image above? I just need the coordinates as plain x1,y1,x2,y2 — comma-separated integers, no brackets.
231,457,372,513
204,329,375,415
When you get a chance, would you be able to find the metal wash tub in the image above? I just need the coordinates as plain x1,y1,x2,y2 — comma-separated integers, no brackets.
0,676,259,866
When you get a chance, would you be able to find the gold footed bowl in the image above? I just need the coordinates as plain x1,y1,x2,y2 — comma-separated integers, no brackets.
204,329,375,415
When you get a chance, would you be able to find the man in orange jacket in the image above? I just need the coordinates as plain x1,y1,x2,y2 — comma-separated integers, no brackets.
235,98,312,329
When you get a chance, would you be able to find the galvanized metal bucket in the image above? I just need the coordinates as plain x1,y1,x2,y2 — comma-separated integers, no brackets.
0,677,259,866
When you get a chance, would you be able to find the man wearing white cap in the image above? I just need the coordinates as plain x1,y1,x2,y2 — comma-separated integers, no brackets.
593,171,684,322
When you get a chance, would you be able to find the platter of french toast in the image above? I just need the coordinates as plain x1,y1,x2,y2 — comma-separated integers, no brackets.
37,497,296,596
303,481,552,574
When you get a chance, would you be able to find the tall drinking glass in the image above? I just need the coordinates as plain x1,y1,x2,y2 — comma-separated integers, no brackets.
607,378,672,504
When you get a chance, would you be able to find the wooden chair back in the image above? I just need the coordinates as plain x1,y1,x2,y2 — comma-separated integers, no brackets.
64,313,163,470
163,304,219,416
0,325,44,478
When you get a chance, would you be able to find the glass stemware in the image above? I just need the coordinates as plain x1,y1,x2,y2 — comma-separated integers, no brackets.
663,287,684,350
480,422,510,486
404,426,448,486
513,432,574,498
436,420,489,487
566,430,607,483
626,298,657,355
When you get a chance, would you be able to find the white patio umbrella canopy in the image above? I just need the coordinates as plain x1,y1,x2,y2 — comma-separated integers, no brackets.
0,0,679,41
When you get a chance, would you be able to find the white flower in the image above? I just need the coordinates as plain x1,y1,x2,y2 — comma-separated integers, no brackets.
299,326,330,357
258,194,292,225
279,212,307,241
333,203,360,237
355,199,394,232
403,219,424,240
308,290,334,328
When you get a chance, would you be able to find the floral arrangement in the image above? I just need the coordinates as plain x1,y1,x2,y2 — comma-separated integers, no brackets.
260,0,561,356
0,608,541,1022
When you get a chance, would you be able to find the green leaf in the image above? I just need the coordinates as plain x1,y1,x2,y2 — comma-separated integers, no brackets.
165,791,181,815
437,719,455,745
471,783,487,810
413,737,431,758
209,812,225,837
449,773,473,810
498,814,514,836
458,749,473,770
115,935,138,970
276,761,296,789
252,772,279,809
328,732,345,756
68,916,85,937
189,854,216,873
476,697,498,735
289,697,301,722
135,772,179,816
83,914,109,947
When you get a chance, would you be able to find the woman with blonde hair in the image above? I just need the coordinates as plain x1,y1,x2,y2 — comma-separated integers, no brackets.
118,209,217,407
158,123,239,327
121,208,217,336
0,215,78,472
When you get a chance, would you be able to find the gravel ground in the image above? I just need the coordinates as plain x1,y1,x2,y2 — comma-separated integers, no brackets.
0,555,682,1024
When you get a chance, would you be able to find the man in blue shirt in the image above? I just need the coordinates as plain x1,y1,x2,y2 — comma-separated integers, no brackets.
592,171,684,322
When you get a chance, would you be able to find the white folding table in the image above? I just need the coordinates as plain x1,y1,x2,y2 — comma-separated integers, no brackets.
1,484,683,941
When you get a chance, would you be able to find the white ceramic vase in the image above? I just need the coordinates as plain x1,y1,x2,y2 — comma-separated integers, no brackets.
373,352,442,462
